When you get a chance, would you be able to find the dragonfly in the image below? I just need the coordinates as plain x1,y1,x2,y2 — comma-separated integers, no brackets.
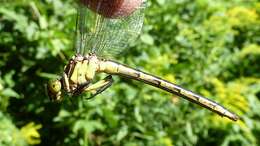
47,1,239,121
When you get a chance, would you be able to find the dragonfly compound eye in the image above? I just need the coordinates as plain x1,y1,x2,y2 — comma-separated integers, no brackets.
48,80,62,94
46,80,63,102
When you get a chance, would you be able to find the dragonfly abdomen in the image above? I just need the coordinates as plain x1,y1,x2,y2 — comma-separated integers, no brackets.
98,60,239,121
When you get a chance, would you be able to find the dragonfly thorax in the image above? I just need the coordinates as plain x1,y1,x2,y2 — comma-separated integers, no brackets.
63,54,100,92
47,54,101,101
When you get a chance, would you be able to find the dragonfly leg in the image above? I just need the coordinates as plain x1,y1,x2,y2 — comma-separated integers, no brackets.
84,75,113,100
62,73,71,92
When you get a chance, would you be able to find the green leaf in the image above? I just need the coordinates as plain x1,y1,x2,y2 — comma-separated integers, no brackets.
1,88,20,98
116,126,128,142
141,34,154,45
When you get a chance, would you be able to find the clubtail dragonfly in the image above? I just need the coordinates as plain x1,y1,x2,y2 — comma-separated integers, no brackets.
47,0,239,121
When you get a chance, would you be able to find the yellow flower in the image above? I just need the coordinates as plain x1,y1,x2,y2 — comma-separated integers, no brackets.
240,44,260,57
156,137,173,146
20,122,42,145
227,7,259,27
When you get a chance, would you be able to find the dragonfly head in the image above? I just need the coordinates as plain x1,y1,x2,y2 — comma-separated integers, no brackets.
46,79,63,102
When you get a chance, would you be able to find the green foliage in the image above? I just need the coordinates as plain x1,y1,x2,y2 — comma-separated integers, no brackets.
1,0,260,146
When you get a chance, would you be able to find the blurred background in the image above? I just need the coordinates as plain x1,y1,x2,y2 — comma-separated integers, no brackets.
0,0,260,146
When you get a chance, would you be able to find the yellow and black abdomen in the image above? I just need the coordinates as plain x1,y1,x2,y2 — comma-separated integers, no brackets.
98,60,239,121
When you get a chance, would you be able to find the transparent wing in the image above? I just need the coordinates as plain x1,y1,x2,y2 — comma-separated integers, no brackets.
74,1,145,58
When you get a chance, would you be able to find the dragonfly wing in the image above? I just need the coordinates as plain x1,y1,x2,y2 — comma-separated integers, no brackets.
75,2,145,58
75,4,100,55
